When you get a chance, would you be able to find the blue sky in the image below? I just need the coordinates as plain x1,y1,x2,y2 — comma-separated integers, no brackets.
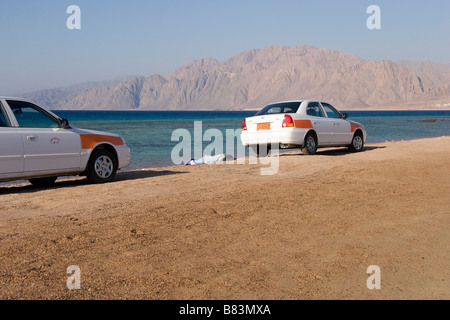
0,0,449,94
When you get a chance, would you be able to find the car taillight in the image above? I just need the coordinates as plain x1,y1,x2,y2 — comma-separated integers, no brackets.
242,119,247,131
282,115,294,128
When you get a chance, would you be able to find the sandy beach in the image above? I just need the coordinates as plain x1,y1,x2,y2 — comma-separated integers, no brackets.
0,136,449,300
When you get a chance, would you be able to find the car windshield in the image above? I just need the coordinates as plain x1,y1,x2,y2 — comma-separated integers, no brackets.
255,102,301,116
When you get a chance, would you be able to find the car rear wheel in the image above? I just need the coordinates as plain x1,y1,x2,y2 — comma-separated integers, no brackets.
29,177,57,187
302,133,317,155
349,132,364,152
87,149,118,183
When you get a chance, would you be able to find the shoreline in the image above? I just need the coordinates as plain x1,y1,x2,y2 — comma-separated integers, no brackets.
1,135,449,188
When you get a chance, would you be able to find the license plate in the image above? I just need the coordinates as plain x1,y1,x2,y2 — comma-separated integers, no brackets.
257,123,271,131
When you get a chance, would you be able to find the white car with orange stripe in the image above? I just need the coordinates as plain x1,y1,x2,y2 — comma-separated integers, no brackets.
241,100,366,156
0,97,130,186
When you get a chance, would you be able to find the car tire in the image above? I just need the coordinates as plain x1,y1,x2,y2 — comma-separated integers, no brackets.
87,149,118,184
251,144,271,157
349,132,364,152
302,133,317,155
29,177,58,187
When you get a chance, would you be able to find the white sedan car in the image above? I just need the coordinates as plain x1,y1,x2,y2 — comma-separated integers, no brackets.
0,97,130,186
241,100,366,156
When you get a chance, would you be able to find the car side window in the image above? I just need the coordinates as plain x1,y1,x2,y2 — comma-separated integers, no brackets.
0,102,10,127
321,103,342,119
6,100,60,128
306,102,325,117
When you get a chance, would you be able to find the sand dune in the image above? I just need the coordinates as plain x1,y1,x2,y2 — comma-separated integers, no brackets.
0,137,449,299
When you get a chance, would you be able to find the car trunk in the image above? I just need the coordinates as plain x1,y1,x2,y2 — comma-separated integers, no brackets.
245,114,285,133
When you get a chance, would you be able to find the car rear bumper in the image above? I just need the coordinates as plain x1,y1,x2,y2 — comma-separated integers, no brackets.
241,128,307,147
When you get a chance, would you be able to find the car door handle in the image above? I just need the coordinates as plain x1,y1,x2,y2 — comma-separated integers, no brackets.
27,135,39,141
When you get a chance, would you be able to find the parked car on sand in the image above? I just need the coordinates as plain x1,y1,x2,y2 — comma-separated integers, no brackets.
241,100,366,156
0,97,130,186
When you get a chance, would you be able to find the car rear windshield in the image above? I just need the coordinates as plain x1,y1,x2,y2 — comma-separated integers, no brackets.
255,102,301,116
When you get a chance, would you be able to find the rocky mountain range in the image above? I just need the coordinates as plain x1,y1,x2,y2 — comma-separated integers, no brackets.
20,45,450,110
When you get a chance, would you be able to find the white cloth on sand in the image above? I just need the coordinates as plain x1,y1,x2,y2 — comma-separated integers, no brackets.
186,154,233,165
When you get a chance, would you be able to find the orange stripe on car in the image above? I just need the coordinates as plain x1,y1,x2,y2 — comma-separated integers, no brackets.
350,121,364,133
294,120,313,129
80,134,124,149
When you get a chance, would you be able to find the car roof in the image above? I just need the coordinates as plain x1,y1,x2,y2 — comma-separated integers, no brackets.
268,100,335,106
0,96,29,101
0,97,61,118
268,100,304,104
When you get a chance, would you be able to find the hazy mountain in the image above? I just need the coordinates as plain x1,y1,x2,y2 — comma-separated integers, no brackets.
19,77,133,109
19,45,450,110
397,60,450,84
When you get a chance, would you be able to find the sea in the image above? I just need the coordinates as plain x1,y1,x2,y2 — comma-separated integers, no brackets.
51,110,450,170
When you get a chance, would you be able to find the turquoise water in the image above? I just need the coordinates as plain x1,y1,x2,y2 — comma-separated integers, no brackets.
53,110,450,170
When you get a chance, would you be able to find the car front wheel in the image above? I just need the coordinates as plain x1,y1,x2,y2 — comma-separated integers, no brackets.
349,132,364,152
87,149,118,183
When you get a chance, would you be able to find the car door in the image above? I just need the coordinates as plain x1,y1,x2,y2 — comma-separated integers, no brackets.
306,101,332,145
320,103,352,145
0,101,24,178
6,100,82,173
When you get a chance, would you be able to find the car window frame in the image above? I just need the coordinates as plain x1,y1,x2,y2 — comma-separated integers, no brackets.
0,101,12,127
5,100,61,129
320,102,343,119
306,101,326,118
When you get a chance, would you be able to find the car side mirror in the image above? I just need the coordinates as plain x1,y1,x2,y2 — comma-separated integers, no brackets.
342,113,348,120
59,118,71,129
